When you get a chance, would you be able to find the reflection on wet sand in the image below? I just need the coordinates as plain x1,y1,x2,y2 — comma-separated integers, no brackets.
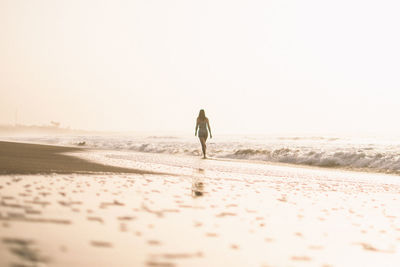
191,179,204,198
192,168,205,197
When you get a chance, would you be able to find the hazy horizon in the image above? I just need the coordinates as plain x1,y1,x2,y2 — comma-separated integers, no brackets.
1,0,400,135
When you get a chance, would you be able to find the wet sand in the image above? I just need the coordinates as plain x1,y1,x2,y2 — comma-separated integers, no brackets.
1,148,400,266
0,141,152,175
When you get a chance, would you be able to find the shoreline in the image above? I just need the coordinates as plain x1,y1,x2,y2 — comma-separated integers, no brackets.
0,141,155,175
1,139,398,178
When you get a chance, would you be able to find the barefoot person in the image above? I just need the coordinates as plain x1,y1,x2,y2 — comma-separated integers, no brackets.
195,109,212,158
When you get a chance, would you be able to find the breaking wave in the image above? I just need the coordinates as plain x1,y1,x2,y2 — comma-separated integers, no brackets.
224,148,400,173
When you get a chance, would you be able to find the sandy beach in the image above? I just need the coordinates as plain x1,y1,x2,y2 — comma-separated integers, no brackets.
3,0,400,265
1,141,400,267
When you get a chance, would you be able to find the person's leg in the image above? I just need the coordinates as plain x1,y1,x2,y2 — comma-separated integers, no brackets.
198,137,204,155
203,135,208,158
199,137,206,158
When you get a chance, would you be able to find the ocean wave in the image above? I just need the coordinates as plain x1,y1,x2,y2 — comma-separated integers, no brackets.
224,148,400,173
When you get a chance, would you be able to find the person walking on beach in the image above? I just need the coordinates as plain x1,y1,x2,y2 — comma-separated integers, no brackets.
195,109,212,159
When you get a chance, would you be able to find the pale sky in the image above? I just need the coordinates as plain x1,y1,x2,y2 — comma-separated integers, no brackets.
1,0,399,134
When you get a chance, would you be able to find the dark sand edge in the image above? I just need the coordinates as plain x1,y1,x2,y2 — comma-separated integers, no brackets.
0,141,160,175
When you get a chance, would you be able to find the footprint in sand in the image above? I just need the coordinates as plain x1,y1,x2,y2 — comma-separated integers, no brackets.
291,256,311,261
355,242,395,253
230,244,239,250
146,261,175,267
194,221,203,227
87,217,104,223
308,245,323,250
206,233,218,237
117,216,136,221
148,240,161,246
294,232,303,237
90,241,113,248
119,223,128,232
3,238,49,265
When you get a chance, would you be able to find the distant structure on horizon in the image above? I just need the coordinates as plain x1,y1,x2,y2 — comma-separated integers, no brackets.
14,109,18,126
50,121,61,128
0,123,97,136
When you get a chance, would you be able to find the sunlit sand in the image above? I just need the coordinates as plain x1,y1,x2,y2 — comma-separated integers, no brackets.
1,142,400,266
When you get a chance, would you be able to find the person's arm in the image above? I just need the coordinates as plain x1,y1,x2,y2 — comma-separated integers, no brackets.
207,119,212,138
195,120,199,136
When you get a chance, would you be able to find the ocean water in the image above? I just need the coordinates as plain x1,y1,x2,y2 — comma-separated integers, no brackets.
4,134,400,174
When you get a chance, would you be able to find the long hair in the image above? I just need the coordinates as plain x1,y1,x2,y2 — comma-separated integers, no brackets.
197,109,206,120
